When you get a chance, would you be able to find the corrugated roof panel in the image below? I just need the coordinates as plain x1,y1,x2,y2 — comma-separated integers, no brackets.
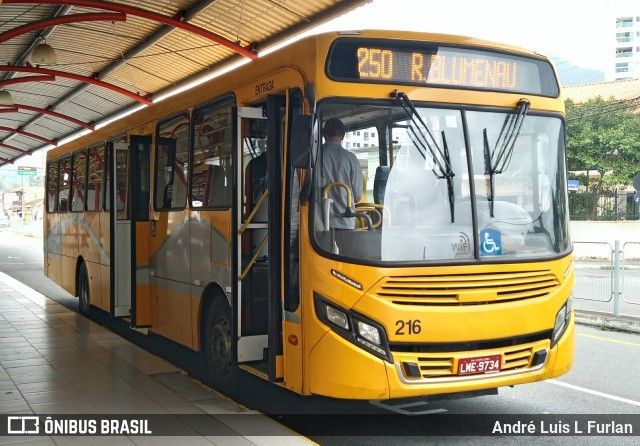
125,0,194,15
0,0,371,165
0,5,61,63
33,116,78,135
69,87,135,113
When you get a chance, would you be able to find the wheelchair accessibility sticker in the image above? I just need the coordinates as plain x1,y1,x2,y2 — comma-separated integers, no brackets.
480,229,502,256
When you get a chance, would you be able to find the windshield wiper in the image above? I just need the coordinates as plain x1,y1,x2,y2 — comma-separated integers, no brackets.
391,90,456,222
483,98,530,217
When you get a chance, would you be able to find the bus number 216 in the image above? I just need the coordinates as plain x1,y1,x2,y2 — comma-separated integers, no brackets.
395,319,422,335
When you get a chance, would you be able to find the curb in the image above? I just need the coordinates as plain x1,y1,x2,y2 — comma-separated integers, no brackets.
574,310,640,335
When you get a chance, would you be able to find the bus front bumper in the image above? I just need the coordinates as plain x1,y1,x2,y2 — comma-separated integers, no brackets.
307,313,574,400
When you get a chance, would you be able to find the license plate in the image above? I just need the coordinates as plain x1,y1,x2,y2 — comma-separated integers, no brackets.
457,354,502,375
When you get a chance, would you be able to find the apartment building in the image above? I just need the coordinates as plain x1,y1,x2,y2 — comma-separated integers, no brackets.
615,15,640,79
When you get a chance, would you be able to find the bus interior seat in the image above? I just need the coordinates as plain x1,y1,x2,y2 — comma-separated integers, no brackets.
162,183,173,208
373,166,390,205
207,165,230,207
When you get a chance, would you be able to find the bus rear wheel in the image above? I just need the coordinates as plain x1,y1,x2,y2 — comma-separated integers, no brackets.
203,299,237,391
78,263,90,316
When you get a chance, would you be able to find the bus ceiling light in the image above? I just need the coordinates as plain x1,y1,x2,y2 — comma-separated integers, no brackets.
31,43,58,65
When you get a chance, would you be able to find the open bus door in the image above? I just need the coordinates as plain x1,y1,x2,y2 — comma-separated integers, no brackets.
234,98,284,381
235,107,269,364
109,141,131,317
109,136,151,323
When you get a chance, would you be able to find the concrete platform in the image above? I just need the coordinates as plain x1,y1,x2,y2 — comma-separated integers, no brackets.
0,272,313,445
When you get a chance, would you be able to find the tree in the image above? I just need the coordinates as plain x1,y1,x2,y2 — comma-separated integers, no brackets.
566,96,640,192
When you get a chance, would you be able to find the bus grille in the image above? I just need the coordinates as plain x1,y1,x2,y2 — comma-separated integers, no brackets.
372,270,560,305
416,345,533,378
395,339,549,380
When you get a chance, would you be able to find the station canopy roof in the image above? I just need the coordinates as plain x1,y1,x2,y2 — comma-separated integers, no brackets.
0,0,370,167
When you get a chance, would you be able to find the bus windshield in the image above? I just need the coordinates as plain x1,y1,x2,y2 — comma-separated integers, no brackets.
312,102,570,263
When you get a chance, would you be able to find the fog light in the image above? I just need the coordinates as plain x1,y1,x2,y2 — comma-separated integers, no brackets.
531,349,548,367
403,362,422,378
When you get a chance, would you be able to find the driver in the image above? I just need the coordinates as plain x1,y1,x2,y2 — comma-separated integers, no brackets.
322,118,363,229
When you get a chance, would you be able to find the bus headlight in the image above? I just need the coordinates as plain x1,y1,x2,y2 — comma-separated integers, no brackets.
354,319,388,356
356,320,381,345
552,297,573,346
325,305,349,330
314,293,392,363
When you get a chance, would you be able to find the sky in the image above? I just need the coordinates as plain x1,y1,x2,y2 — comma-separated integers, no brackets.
310,0,639,75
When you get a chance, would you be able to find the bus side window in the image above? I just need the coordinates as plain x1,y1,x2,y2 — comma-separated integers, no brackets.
86,145,105,212
191,97,233,209
58,156,72,213
46,160,59,213
71,149,87,212
155,112,190,210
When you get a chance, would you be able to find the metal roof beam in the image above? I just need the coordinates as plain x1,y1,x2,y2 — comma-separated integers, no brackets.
0,5,72,148
0,126,57,145
0,12,126,44
0,75,56,87
0,142,31,156
1,0,228,147
0,65,153,105
3,0,257,59
0,104,95,130
0,5,72,82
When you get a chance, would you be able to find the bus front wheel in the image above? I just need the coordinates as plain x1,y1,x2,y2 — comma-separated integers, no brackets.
78,263,90,316
203,299,238,391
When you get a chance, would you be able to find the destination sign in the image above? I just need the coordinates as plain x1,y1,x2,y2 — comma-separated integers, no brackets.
327,38,559,97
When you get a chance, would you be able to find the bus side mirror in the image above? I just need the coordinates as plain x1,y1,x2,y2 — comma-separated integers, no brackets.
291,115,312,168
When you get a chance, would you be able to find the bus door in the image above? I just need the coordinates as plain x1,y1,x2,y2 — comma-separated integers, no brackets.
109,141,132,317
109,137,152,322
235,107,269,364
129,135,152,327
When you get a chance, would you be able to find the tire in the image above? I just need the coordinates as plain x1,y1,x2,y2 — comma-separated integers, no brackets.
78,263,90,316
202,298,238,391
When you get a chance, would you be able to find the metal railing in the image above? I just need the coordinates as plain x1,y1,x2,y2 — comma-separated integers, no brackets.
622,242,640,306
569,190,639,221
572,240,640,318
572,241,613,303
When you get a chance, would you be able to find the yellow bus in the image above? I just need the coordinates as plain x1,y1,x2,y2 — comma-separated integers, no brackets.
44,30,574,400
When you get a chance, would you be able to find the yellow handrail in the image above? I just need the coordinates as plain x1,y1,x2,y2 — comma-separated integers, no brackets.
238,188,269,235
323,182,352,206
239,234,269,281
